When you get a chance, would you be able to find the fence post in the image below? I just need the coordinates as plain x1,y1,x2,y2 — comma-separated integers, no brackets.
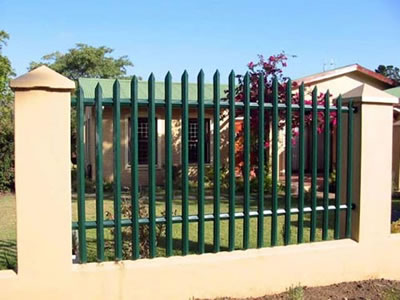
10,66,75,276
342,84,397,243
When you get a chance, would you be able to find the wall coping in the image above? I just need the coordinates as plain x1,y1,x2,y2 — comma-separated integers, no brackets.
10,66,75,91
342,84,398,104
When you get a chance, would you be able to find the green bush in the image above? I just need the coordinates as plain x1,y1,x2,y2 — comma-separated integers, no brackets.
286,284,304,300
105,195,167,259
0,127,14,193
249,166,284,194
71,167,111,193
391,220,400,234
0,31,15,193
329,169,336,193
206,164,283,194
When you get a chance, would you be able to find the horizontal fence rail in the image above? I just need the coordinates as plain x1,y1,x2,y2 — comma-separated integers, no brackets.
71,97,350,111
72,204,353,229
72,71,356,263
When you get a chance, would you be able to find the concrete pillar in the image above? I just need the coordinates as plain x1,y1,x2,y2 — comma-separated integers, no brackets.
342,84,397,243
10,66,75,276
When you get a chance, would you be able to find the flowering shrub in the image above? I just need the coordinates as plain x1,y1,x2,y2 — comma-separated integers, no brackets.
232,53,337,172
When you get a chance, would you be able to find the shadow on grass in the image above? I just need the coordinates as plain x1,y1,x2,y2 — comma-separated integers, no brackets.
0,240,17,271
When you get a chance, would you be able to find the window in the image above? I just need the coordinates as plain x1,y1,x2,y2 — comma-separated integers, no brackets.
128,118,158,165
128,117,209,166
188,118,210,164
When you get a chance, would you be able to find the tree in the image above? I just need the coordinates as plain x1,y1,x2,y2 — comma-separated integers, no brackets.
30,44,135,164
233,54,333,174
0,30,15,192
376,65,400,86
29,43,133,80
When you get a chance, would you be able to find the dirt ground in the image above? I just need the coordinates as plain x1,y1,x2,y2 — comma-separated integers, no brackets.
200,279,400,300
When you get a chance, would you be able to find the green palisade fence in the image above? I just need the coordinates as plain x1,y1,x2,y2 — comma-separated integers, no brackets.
72,71,355,263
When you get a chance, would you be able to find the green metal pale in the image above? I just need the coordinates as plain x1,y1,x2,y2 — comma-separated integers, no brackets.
346,101,354,238
334,95,343,240
77,87,87,263
310,87,318,242
197,70,205,254
130,76,140,260
148,74,157,258
257,74,265,249
213,70,221,253
181,71,189,255
95,84,104,261
165,72,173,257
228,70,236,251
323,92,330,241
113,80,122,260
284,79,292,246
243,72,250,250
271,77,279,247
297,83,305,244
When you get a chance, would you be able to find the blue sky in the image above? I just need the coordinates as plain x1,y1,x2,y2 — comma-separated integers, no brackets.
2,0,400,82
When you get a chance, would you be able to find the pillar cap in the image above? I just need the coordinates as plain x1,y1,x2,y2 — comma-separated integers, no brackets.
10,65,75,91
342,84,398,105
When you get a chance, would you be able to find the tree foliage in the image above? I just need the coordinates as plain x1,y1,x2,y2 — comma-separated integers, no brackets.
30,44,134,164
376,65,400,86
0,30,15,192
29,43,133,80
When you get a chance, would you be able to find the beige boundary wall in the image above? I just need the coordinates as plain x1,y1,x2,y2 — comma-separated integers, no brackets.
2,66,400,300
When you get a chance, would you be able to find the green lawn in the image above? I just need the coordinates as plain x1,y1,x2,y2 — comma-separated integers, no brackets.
0,194,16,270
1,190,343,269
4,191,399,270
72,191,341,262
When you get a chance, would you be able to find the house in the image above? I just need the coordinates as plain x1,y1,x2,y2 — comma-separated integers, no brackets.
289,64,397,174
80,78,229,187
386,86,400,190
80,64,397,188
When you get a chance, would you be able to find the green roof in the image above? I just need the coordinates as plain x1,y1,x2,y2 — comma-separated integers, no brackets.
386,86,400,98
78,78,228,100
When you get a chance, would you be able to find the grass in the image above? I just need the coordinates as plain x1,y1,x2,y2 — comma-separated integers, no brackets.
73,192,337,261
0,193,17,270
383,287,400,300
1,191,399,269
286,284,305,300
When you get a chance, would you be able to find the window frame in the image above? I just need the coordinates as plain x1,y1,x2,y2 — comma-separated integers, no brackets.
127,117,158,166
188,118,211,164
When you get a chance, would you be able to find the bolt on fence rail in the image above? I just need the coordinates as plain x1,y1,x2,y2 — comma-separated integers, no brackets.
71,70,355,263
